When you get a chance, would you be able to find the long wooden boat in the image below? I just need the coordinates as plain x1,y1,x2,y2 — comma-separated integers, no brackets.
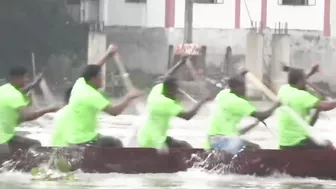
1,144,336,180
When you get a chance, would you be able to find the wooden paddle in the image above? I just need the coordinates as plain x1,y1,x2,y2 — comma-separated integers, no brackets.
111,51,146,147
244,71,327,146
178,88,197,103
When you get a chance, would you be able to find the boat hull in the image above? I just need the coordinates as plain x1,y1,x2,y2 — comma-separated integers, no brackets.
2,145,336,180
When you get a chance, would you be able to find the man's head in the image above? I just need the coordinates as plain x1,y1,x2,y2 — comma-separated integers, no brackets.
288,68,306,90
8,66,29,88
228,75,246,96
82,65,103,88
162,76,179,100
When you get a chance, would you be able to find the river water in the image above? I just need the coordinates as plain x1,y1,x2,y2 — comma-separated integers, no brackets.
4,101,336,189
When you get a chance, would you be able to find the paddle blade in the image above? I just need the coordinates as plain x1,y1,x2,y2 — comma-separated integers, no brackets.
123,115,146,147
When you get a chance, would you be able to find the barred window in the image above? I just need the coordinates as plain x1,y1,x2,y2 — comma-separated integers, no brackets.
278,0,316,6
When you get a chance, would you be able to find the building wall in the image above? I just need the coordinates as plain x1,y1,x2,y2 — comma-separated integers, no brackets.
100,27,336,90
96,0,334,35
98,0,165,27
239,0,262,28
331,0,336,36
174,0,236,28
100,0,147,26
267,0,324,30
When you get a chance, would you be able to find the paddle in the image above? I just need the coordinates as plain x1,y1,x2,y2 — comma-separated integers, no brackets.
178,88,198,103
112,51,146,147
244,71,327,146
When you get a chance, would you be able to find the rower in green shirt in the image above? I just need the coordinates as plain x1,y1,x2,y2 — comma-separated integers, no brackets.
51,86,72,147
138,76,210,152
277,68,336,149
206,71,279,153
51,44,142,147
0,66,59,149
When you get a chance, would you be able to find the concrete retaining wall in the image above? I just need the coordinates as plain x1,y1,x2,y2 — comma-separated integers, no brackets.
95,27,336,95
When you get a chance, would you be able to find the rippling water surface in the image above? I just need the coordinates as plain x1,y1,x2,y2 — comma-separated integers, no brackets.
4,101,336,189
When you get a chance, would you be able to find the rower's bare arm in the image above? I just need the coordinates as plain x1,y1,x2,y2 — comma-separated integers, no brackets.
22,73,43,93
315,101,336,111
251,102,280,121
177,97,209,120
103,90,142,116
96,44,117,67
104,99,131,116
282,63,319,79
306,64,319,79
19,106,60,122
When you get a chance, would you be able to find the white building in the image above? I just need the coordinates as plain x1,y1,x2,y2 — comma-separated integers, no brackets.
68,0,336,36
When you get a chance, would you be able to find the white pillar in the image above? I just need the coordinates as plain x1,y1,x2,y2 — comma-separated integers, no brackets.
270,34,290,92
245,30,264,99
87,32,107,90
331,0,336,37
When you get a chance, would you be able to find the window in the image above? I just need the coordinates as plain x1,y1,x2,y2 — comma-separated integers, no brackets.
66,0,80,5
194,0,224,4
125,0,146,3
278,0,316,6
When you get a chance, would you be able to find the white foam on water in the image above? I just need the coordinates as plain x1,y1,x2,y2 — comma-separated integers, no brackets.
7,102,336,188
2,169,336,189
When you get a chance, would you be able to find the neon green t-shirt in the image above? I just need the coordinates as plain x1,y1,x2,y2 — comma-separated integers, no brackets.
147,83,163,102
277,84,320,147
0,83,29,144
138,83,183,149
208,89,256,136
51,106,69,147
53,78,111,145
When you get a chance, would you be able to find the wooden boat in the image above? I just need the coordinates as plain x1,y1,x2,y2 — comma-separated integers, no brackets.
2,144,336,180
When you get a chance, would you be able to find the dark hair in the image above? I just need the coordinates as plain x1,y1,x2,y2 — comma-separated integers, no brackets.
64,85,74,103
8,66,27,77
288,68,305,85
228,76,244,89
162,76,178,95
81,65,101,82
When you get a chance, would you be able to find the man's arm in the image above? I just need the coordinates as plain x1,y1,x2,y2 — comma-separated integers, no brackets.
177,97,209,120
22,73,43,93
250,102,280,121
20,106,59,122
282,63,319,80
104,90,142,116
306,64,319,79
314,100,336,111
96,44,118,67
